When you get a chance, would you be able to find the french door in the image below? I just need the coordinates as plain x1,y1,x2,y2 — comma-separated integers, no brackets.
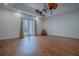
23,19,36,36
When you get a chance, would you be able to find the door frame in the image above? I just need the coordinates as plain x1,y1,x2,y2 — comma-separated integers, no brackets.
19,16,24,38
19,17,37,38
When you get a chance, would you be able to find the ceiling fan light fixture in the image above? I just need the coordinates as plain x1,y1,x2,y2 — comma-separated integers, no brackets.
48,3,58,10
35,3,58,17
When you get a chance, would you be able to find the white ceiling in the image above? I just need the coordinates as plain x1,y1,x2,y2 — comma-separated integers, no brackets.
0,3,79,17
24,3,44,9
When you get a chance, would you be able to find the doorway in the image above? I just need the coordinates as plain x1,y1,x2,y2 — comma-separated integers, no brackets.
23,19,36,36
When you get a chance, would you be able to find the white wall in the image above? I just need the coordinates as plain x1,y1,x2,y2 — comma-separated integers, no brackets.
0,8,42,39
44,11,79,38
34,17,42,35
0,9,22,39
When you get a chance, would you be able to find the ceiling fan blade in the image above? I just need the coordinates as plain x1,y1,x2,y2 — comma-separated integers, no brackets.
35,9,41,13
41,13,45,17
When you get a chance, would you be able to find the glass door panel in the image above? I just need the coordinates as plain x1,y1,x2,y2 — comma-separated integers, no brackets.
23,19,35,36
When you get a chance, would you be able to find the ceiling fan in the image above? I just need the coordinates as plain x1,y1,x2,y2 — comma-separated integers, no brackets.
35,3,58,17
35,9,45,17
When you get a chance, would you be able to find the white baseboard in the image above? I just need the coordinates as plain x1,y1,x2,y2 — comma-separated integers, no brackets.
48,34,79,39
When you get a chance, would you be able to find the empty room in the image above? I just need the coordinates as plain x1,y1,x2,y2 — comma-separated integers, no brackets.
0,3,79,56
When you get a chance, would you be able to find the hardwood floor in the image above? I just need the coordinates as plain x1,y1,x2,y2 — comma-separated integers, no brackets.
0,36,79,56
